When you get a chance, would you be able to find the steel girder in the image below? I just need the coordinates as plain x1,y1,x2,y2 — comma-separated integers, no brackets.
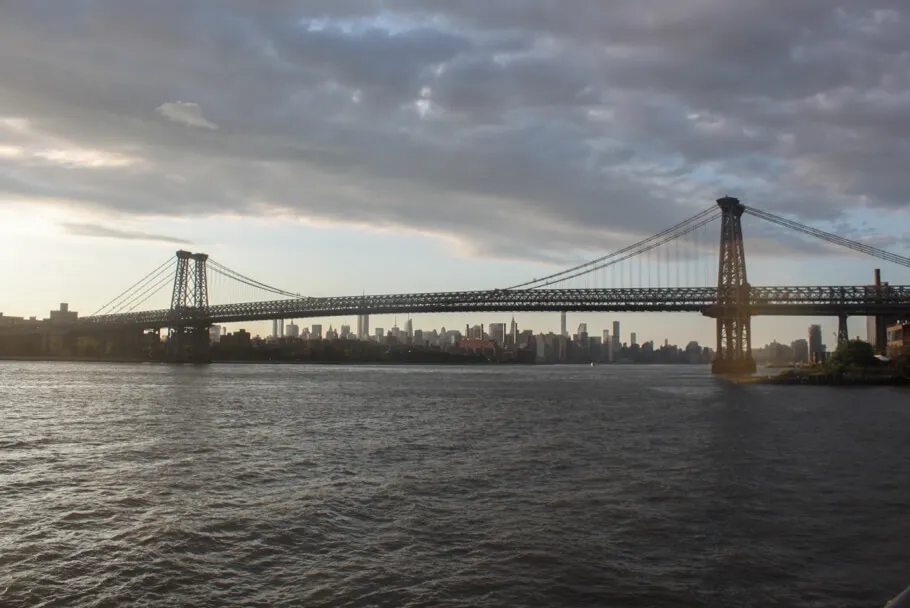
70,285,910,330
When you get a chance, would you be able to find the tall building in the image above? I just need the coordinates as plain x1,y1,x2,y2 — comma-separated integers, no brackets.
808,324,824,363
510,317,519,344
791,339,808,362
405,318,414,339
560,311,567,337
340,324,352,340
612,321,621,352
630,332,638,347
602,330,613,362
488,323,506,345
576,323,589,347
286,322,300,338
311,324,323,340
375,327,384,344
272,319,278,339
356,314,370,340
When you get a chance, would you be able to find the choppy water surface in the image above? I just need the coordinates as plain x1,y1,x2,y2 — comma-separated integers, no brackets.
1,362,908,607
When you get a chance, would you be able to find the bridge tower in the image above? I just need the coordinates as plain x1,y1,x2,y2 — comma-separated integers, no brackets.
167,251,211,362
712,196,756,374
170,250,192,310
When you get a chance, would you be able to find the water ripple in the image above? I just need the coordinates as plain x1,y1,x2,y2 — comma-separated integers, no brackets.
1,362,908,607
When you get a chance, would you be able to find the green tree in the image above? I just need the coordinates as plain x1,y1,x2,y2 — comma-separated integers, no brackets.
827,339,878,368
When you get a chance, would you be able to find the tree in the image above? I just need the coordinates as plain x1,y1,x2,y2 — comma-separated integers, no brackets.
895,345,910,379
827,339,878,369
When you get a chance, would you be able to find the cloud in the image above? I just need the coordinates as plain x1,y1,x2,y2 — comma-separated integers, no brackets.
156,101,218,129
0,1,908,263
60,222,190,245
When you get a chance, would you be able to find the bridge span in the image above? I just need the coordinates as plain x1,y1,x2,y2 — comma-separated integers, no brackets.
77,285,910,329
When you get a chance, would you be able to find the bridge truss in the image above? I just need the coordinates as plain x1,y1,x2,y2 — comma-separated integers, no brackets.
77,284,910,330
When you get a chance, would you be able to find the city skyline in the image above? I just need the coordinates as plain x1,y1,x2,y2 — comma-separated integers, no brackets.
0,297,884,351
2,3,910,347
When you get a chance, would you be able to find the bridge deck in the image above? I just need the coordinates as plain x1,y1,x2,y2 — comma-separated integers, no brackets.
73,285,910,329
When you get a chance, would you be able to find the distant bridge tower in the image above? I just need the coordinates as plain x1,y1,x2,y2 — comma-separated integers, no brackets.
167,250,211,362
170,250,192,311
712,197,756,374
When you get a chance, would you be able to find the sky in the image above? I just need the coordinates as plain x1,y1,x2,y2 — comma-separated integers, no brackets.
1,1,909,348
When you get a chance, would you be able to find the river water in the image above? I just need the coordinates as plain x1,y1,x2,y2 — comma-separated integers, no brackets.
1,362,908,607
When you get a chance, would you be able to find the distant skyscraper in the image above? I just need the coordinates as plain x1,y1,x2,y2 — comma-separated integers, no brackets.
560,312,567,337
405,318,414,339
375,327,384,343
808,324,823,363
576,323,589,347
612,321,621,351
357,314,371,340
631,332,638,346
510,317,519,344
311,324,323,340
286,322,299,338
272,319,278,338
489,323,506,345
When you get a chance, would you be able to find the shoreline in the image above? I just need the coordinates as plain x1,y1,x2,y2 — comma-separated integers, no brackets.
0,356,708,366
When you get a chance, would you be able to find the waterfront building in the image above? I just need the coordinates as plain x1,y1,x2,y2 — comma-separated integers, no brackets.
886,321,909,358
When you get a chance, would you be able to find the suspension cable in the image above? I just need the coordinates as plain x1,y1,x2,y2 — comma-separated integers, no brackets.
208,265,303,300
124,274,175,313
107,266,176,314
525,212,720,289
744,207,910,268
503,206,716,290
208,260,302,298
91,257,174,316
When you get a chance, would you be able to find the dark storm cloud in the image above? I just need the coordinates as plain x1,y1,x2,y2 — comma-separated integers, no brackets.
60,222,190,245
0,0,908,261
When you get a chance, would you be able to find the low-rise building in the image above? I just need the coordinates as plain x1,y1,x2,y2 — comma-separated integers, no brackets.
886,321,909,358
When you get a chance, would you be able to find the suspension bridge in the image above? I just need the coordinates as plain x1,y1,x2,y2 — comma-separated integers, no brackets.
5,197,910,373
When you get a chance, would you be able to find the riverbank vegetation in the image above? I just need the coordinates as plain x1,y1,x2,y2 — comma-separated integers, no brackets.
755,340,909,386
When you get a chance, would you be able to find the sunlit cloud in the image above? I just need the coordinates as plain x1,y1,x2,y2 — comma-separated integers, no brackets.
155,101,219,130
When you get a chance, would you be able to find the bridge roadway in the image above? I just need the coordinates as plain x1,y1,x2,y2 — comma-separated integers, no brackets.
76,285,910,329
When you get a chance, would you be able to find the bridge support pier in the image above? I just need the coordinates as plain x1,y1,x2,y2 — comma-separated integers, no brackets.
166,325,211,363
837,315,849,344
